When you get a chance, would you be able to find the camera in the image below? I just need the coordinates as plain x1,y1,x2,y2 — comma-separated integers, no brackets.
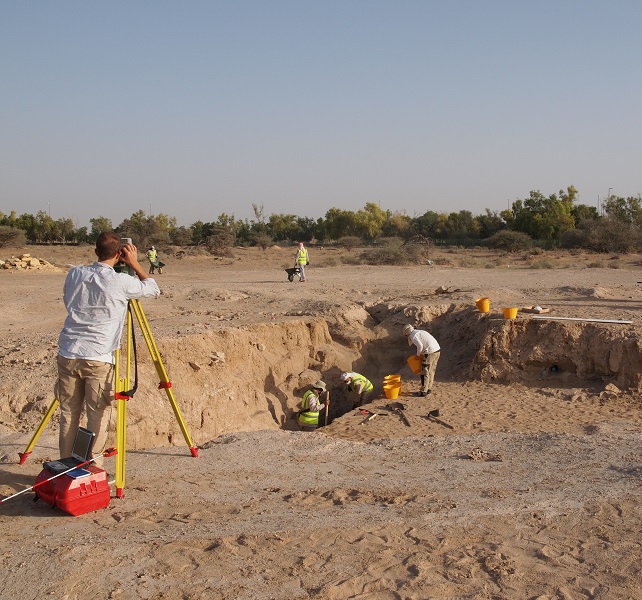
115,237,135,275
119,237,131,258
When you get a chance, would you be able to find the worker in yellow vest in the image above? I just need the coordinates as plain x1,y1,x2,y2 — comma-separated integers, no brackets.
146,246,164,275
294,242,308,282
340,372,374,408
298,380,329,430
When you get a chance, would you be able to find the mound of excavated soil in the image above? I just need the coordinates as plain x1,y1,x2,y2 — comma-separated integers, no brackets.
2,244,642,599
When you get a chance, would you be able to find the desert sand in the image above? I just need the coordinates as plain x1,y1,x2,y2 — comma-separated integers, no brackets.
1,244,642,599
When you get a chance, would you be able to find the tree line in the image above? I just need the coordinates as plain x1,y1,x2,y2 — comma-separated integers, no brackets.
2,186,642,253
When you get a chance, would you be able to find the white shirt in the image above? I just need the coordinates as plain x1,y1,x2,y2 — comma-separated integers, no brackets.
58,262,160,362
408,329,440,356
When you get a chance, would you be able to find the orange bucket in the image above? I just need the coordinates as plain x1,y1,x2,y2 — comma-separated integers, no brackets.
476,297,490,313
406,354,422,375
502,307,518,319
383,383,401,400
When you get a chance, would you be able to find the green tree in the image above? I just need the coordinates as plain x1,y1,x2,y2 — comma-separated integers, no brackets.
0,210,18,227
571,204,599,226
170,226,193,246
189,220,211,245
324,208,358,240
34,211,56,242
90,217,114,242
313,217,327,244
74,226,89,243
408,211,445,240
382,212,411,238
296,217,317,243
268,214,301,242
473,209,505,239
117,211,173,247
246,204,269,238
14,213,37,242
444,210,475,239
56,218,75,243
353,203,387,241
511,189,575,244
603,195,642,225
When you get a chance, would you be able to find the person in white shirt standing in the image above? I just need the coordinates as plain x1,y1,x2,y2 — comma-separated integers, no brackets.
403,324,441,397
56,232,160,466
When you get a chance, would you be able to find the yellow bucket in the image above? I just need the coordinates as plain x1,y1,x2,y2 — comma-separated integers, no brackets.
502,307,518,319
476,297,490,313
383,383,401,400
407,354,422,375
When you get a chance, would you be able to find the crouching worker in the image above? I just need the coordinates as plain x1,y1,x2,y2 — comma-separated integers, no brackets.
298,380,330,430
340,372,374,408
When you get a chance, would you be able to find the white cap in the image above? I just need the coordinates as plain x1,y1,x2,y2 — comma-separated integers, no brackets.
403,324,414,335
340,372,351,382
313,380,326,391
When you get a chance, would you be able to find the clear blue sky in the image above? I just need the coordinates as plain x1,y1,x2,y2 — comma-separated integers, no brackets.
1,1,640,228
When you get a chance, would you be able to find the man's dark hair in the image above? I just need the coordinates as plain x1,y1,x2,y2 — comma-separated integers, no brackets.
96,232,122,261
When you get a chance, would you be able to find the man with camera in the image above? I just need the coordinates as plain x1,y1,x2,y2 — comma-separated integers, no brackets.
56,232,160,466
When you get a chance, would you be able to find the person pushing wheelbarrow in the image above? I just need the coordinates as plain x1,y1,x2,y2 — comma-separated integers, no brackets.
146,246,165,275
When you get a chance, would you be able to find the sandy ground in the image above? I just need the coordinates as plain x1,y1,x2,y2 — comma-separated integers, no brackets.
1,244,642,599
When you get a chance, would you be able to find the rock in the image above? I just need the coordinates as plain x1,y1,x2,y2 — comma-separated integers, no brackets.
209,352,226,366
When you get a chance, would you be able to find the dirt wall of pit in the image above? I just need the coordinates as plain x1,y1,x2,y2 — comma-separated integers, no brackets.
472,317,642,389
4,302,642,450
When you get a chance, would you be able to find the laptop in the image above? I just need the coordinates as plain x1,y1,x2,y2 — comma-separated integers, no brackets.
43,427,96,475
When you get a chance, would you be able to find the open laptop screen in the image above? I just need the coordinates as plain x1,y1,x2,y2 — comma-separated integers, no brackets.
71,427,96,462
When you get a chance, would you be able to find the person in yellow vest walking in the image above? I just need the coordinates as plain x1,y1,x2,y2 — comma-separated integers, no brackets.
298,380,330,430
294,242,308,282
340,372,374,408
146,246,165,275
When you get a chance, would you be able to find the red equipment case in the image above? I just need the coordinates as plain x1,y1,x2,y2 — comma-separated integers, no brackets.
34,466,111,516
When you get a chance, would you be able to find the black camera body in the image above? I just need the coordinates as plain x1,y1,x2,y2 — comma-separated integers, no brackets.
115,237,135,275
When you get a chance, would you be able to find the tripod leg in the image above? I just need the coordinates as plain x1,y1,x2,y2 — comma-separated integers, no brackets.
129,300,198,457
19,397,59,464
114,311,134,498
115,387,127,498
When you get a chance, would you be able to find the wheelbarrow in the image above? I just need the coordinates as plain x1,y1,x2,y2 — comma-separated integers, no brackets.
285,266,302,282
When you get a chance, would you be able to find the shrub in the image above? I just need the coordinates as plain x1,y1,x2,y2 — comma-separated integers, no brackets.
529,259,554,269
0,226,27,248
359,246,407,265
485,230,533,252
578,218,638,253
337,236,362,251
205,231,235,256
253,233,274,250
560,229,588,249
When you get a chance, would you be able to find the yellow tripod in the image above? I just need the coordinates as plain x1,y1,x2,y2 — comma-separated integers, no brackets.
19,299,198,498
